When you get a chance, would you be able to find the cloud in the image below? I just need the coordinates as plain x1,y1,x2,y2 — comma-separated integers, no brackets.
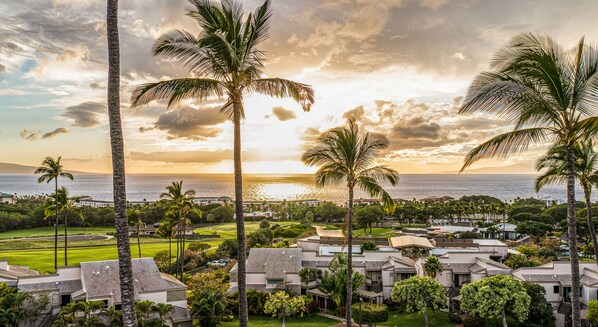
42,127,69,139
19,127,70,141
150,106,228,140
19,129,40,141
0,64,5,73
63,101,106,127
270,106,297,121
131,149,232,164
0,89,25,96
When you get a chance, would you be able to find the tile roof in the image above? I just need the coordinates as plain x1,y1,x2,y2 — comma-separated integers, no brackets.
389,235,434,249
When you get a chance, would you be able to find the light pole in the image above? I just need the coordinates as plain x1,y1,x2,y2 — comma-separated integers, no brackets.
358,297,363,327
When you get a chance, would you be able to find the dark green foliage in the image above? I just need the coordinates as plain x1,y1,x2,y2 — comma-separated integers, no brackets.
246,289,269,315
259,219,270,229
361,240,378,252
351,303,389,326
460,195,503,204
209,205,235,223
515,221,553,241
247,228,274,248
314,202,347,223
521,281,555,327
217,239,238,259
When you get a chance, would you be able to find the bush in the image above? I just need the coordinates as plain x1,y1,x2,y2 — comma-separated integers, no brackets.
303,297,320,314
351,303,388,325
448,312,462,323
462,315,484,327
259,219,270,229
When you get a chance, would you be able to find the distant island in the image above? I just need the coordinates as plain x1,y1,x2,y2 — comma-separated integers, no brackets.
0,162,91,175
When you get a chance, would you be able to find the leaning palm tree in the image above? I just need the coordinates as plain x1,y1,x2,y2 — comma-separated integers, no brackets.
35,156,73,270
459,33,598,327
160,181,197,281
44,187,83,266
535,141,598,265
302,120,398,326
128,209,145,258
130,1,315,323
106,0,137,325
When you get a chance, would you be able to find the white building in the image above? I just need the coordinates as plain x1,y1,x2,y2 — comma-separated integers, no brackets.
193,196,232,206
0,192,15,204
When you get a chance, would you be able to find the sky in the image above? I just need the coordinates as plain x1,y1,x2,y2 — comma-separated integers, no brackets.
1,0,597,174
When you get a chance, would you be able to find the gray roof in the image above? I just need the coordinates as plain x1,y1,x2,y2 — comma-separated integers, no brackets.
442,263,473,274
0,265,39,279
80,258,185,302
246,248,302,279
19,279,82,294
520,274,572,286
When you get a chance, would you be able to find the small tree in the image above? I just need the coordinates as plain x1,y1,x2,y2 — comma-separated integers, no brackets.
263,291,307,327
361,240,378,252
259,219,271,229
460,275,531,327
522,281,555,327
391,276,446,327
515,221,553,242
188,242,211,253
422,256,443,278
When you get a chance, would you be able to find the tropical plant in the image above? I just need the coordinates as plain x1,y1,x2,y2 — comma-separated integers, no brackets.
536,141,598,265
44,187,83,266
263,291,307,327
106,0,137,324
360,240,378,252
160,181,198,280
318,253,365,311
458,33,598,327
302,120,398,325
128,209,145,258
129,0,315,324
391,276,446,327
191,289,230,327
35,156,73,270
422,256,443,278
101,306,123,327
155,218,177,273
135,300,155,325
298,267,316,287
521,281,555,327
152,303,174,323
461,275,531,327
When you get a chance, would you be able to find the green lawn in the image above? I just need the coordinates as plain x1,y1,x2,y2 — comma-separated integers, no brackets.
221,315,339,327
193,221,297,238
380,311,456,327
0,226,115,239
353,227,399,238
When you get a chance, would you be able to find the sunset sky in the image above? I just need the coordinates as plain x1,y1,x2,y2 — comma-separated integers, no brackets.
1,0,598,174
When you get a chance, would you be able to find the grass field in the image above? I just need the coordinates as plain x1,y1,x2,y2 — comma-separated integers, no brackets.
193,221,298,238
380,310,455,327
221,315,338,327
0,226,115,239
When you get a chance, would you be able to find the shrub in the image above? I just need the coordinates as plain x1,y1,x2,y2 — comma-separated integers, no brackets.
351,303,388,326
462,314,484,327
448,312,462,323
259,219,270,229
589,299,598,326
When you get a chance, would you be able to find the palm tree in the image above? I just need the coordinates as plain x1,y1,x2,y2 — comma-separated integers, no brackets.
458,33,598,327
135,300,155,325
107,0,137,324
44,187,83,266
152,303,174,323
156,219,177,274
35,156,73,270
128,209,145,258
536,141,598,265
160,181,197,281
100,307,122,327
191,289,230,327
130,1,315,324
302,120,398,325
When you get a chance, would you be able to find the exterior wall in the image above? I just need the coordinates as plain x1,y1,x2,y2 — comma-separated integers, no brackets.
297,240,320,252
0,196,15,204
140,291,168,305
246,273,266,287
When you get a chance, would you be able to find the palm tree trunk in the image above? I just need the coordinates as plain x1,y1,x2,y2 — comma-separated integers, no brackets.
582,184,598,266
346,185,354,327
54,178,58,270
64,213,68,266
566,145,581,327
175,221,180,279
137,226,141,258
180,217,187,282
233,97,248,327
106,1,137,325
168,235,172,274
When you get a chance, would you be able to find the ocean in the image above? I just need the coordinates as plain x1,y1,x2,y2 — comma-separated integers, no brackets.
0,174,582,203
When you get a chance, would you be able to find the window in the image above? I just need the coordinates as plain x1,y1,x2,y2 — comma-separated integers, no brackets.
554,285,560,294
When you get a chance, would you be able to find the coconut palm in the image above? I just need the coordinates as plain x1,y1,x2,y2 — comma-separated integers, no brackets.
128,209,145,258
106,0,137,325
155,219,177,274
459,33,598,327
536,141,598,265
130,1,315,323
44,187,83,266
35,156,73,270
160,181,197,281
302,120,398,325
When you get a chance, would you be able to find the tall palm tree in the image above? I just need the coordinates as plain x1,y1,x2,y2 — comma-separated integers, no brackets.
44,187,83,266
535,141,598,265
156,219,177,274
128,209,145,258
130,1,315,323
35,156,73,270
106,0,137,325
160,181,196,281
458,33,598,327
302,120,398,326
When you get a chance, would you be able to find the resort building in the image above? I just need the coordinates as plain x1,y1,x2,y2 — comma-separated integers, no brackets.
0,192,15,204
0,260,39,287
193,196,232,206
12,258,192,326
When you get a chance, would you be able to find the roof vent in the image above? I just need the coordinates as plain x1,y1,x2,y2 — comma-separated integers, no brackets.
105,266,110,270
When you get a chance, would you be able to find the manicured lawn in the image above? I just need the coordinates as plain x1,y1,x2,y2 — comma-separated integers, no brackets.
0,226,115,239
221,315,339,327
353,227,400,237
193,221,297,238
380,310,456,327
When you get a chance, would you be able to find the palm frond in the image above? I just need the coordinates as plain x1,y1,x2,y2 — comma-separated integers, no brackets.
130,78,224,108
535,167,567,192
251,78,315,111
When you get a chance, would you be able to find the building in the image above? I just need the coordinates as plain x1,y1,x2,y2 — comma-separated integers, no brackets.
513,261,598,326
0,192,15,204
193,196,232,206
230,248,302,293
0,260,39,286
14,258,192,326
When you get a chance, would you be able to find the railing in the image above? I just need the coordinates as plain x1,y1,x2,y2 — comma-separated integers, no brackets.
38,305,61,327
